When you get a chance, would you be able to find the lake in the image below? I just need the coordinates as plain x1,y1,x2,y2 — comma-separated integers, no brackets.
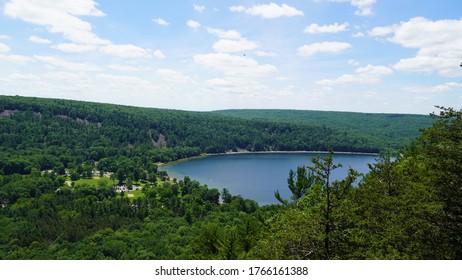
159,152,378,205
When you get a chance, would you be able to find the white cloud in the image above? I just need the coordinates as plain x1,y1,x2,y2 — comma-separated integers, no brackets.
204,76,269,95
0,35,10,40
255,51,277,57
207,28,260,53
42,71,88,81
348,59,360,66
193,4,205,13
352,32,365,38
0,43,11,52
187,20,201,29
229,3,304,19
34,55,102,72
4,0,109,45
311,86,334,97
207,28,241,40
53,43,97,53
153,50,165,59
318,64,393,86
199,27,274,93
229,6,245,12
213,39,259,53
356,64,393,75
156,69,190,84
0,54,34,64
393,56,455,76
368,25,397,37
362,91,382,99
304,22,349,34
194,52,277,77
351,0,376,16
373,17,462,77
51,42,156,58
297,41,351,57
276,76,291,81
5,0,156,62
107,64,150,72
29,35,51,44
7,72,40,81
403,82,462,94
98,74,154,88
313,0,375,16
99,44,151,58
153,18,169,26
95,74,169,95
389,17,460,49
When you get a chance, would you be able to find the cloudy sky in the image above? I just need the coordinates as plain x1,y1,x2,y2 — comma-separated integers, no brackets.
1,0,461,114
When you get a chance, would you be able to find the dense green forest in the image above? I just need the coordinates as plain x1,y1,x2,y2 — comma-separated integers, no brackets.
0,95,460,259
213,109,433,152
0,96,431,160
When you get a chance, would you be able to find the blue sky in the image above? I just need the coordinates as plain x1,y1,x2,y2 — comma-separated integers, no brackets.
0,0,461,114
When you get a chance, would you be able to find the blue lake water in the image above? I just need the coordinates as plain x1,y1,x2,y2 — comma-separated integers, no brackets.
160,153,377,205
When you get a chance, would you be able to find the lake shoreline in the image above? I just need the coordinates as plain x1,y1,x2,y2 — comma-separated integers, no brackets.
159,152,378,205
159,150,380,167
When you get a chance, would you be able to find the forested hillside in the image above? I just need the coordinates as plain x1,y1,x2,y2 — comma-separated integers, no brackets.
212,109,433,151
1,96,430,164
0,95,460,260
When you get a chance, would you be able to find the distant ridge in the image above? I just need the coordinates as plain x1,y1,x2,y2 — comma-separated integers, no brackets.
0,95,433,159
212,109,433,151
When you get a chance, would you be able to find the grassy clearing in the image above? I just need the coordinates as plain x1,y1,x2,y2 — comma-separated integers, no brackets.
71,176,148,200
72,176,117,187
124,189,145,200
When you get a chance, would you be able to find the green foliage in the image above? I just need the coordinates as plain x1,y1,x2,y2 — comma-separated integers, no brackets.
213,109,433,151
256,107,462,260
0,95,427,162
417,106,462,258
274,166,317,206
0,95,459,260
261,151,359,259
0,167,264,259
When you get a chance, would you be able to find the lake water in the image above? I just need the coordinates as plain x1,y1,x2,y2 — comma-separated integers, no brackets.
160,153,377,205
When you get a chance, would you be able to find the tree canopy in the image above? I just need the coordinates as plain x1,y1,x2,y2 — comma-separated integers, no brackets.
0,96,459,260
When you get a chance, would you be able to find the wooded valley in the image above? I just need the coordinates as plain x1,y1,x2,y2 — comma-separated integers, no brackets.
0,95,460,259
